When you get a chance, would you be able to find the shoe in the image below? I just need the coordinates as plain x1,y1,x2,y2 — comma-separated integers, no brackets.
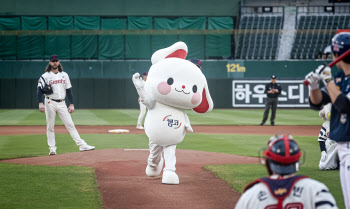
136,125,144,130
146,157,164,177
162,170,179,185
260,122,264,126
49,147,57,156
271,122,275,126
79,144,95,152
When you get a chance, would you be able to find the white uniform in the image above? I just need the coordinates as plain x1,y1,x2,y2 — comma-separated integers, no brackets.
318,121,339,170
235,175,338,209
137,79,147,127
38,71,88,150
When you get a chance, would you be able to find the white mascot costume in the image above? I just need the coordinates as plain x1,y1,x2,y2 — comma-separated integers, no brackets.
132,42,213,184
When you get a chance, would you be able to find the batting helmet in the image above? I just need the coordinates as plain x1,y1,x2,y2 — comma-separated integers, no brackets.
263,135,301,175
331,32,350,63
190,59,202,70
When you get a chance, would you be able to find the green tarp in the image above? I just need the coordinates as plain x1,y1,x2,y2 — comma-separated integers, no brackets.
0,17,20,30
0,36,16,59
99,18,126,59
21,16,47,30
45,36,71,59
0,15,234,60
48,16,73,30
179,17,206,59
72,17,99,58
206,17,233,57
101,18,126,30
71,35,97,59
152,18,179,53
17,36,44,59
74,16,100,30
126,17,152,59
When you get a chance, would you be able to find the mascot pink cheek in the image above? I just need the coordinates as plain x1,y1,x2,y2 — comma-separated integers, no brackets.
191,92,201,105
157,82,172,95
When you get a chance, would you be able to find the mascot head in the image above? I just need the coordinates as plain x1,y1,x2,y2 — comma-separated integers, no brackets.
144,42,213,113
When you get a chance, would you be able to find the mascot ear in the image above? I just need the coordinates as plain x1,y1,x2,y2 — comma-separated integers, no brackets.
151,42,188,64
193,78,213,113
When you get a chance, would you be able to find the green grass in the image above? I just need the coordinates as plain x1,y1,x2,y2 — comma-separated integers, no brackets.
0,163,102,209
0,134,149,160
0,133,344,209
0,109,324,126
0,108,343,208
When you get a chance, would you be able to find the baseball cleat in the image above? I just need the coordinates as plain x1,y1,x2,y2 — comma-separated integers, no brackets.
146,157,164,177
79,144,95,152
162,170,179,185
49,147,57,156
136,125,144,130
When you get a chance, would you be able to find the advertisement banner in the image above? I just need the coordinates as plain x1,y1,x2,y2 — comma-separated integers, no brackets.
232,80,310,107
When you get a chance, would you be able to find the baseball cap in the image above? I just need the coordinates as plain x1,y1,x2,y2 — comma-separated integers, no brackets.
50,55,59,61
190,59,202,70
271,75,276,79
142,72,148,76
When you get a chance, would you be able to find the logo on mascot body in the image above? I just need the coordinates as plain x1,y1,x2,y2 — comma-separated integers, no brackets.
163,115,182,129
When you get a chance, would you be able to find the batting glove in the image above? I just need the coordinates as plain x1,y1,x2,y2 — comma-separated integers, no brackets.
305,71,320,90
320,151,328,162
315,65,333,86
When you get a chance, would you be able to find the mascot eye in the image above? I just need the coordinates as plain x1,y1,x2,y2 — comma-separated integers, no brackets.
192,85,197,93
167,78,174,85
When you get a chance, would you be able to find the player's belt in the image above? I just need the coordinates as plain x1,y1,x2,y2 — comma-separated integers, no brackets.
46,97,64,102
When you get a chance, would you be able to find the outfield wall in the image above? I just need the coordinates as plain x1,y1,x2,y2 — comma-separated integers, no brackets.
0,60,327,108
0,0,239,16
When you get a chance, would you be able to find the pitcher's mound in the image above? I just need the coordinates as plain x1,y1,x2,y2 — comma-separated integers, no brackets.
3,149,257,209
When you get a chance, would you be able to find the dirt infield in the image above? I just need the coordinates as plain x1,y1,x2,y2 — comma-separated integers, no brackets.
0,125,319,208
2,149,257,209
0,125,320,136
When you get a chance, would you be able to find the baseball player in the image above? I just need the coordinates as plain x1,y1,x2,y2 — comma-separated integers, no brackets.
235,134,338,209
305,32,350,208
190,59,202,70
37,55,95,155
136,72,148,129
318,103,339,170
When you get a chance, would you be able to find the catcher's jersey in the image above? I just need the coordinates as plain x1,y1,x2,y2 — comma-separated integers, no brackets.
38,71,72,100
318,121,337,149
235,177,338,209
318,121,330,142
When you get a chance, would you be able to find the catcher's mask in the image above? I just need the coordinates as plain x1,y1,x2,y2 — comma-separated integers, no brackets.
260,135,302,175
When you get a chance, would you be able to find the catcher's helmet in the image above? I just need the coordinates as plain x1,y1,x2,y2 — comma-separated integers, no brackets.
331,32,350,63
263,135,301,175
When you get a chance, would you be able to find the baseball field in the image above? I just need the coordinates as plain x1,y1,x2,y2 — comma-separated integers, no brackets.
0,109,344,209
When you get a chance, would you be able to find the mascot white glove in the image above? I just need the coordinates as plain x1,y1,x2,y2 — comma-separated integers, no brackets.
132,73,154,109
132,73,144,89
321,151,328,162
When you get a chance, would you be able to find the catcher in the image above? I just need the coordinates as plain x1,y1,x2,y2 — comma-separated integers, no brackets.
235,134,338,209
